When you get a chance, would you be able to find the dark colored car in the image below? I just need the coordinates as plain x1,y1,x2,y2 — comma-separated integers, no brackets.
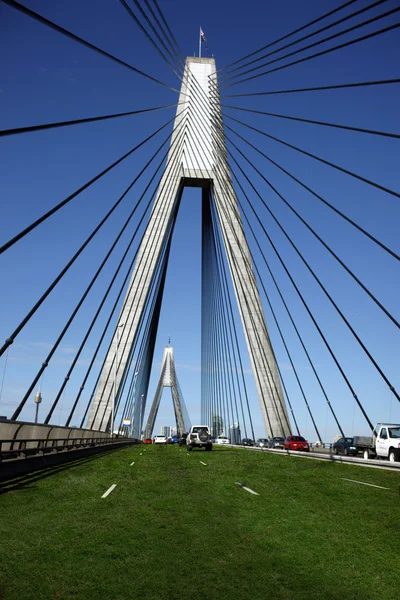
178,432,188,446
144,438,152,444
242,438,254,446
284,435,310,452
171,435,180,444
268,437,285,449
332,437,358,456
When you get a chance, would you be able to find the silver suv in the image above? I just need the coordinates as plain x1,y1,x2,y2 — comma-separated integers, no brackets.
187,425,213,451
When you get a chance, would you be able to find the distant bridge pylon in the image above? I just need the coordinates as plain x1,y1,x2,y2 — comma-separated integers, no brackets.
144,344,188,439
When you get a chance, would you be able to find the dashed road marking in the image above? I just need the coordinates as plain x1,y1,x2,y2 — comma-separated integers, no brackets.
341,478,390,490
130,461,135,466
101,484,117,498
200,461,207,466
235,482,259,496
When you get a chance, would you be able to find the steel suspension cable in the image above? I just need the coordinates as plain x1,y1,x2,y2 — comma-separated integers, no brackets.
222,122,400,263
221,78,400,99
219,0,385,82
222,103,400,140
210,170,296,438
224,133,400,329
1,113,182,359
118,0,183,80
4,0,182,93
150,0,185,64
60,133,185,426
175,74,290,436
0,113,177,255
211,162,339,439
189,101,335,437
217,0,360,73
221,14,400,89
208,195,254,438
223,168,344,437
209,203,244,437
0,102,181,138
226,143,400,403
210,195,253,439
223,113,400,200
15,119,183,423
219,166,374,430
88,122,188,429
117,214,176,433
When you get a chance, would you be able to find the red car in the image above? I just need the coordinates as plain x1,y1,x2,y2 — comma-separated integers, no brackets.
284,435,310,452
144,438,152,444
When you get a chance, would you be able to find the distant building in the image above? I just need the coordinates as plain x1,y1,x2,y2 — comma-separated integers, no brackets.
212,414,224,438
161,425,171,438
229,423,241,445
171,426,177,437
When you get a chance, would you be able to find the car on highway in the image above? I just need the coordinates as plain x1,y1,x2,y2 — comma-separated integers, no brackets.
170,435,180,444
187,425,212,451
216,436,230,445
284,435,310,452
178,432,188,446
255,438,269,448
144,438,152,444
153,435,167,444
242,438,254,447
267,437,285,449
332,437,358,456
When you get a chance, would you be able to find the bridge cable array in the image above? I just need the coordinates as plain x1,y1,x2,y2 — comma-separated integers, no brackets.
1,0,398,440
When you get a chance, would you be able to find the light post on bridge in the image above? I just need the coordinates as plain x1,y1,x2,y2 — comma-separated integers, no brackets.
112,323,124,438
138,394,144,440
129,371,139,438
34,391,42,424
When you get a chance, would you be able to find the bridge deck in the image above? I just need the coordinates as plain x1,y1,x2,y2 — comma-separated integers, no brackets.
0,446,398,599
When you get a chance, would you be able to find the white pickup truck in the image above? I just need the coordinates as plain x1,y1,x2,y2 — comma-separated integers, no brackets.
353,423,400,462
186,425,213,451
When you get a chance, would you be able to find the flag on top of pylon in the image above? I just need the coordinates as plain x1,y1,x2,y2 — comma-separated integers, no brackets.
200,26,206,42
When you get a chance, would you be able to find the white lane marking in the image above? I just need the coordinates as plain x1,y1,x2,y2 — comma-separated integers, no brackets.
130,461,135,466
341,478,390,490
235,482,259,495
200,461,207,466
101,484,117,498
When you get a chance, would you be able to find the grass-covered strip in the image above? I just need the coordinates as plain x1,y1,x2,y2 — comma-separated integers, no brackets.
0,445,399,599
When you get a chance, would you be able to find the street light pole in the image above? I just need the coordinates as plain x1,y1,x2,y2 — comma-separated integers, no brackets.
34,391,42,424
112,323,124,437
129,371,139,438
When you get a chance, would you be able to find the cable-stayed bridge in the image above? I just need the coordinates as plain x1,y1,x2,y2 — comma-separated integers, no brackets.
0,0,399,460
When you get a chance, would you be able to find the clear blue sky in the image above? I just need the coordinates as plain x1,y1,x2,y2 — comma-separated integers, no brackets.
0,0,399,441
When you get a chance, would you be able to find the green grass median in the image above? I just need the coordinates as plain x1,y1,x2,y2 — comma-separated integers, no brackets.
0,445,399,599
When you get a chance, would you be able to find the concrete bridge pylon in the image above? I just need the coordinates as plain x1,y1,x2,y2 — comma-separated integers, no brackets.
86,57,291,439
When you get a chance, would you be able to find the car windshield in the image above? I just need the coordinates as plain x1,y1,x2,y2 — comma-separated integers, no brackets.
291,436,306,442
389,427,400,438
259,439,268,442
192,427,208,433
274,437,284,442
218,437,228,440
344,437,353,443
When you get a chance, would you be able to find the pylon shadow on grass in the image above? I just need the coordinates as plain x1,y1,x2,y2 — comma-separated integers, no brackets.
0,446,127,495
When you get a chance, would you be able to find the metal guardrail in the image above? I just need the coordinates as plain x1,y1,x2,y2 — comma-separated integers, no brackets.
227,444,400,470
0,437,133,462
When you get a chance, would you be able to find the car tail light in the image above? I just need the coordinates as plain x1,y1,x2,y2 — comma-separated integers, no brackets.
190,435,196,440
